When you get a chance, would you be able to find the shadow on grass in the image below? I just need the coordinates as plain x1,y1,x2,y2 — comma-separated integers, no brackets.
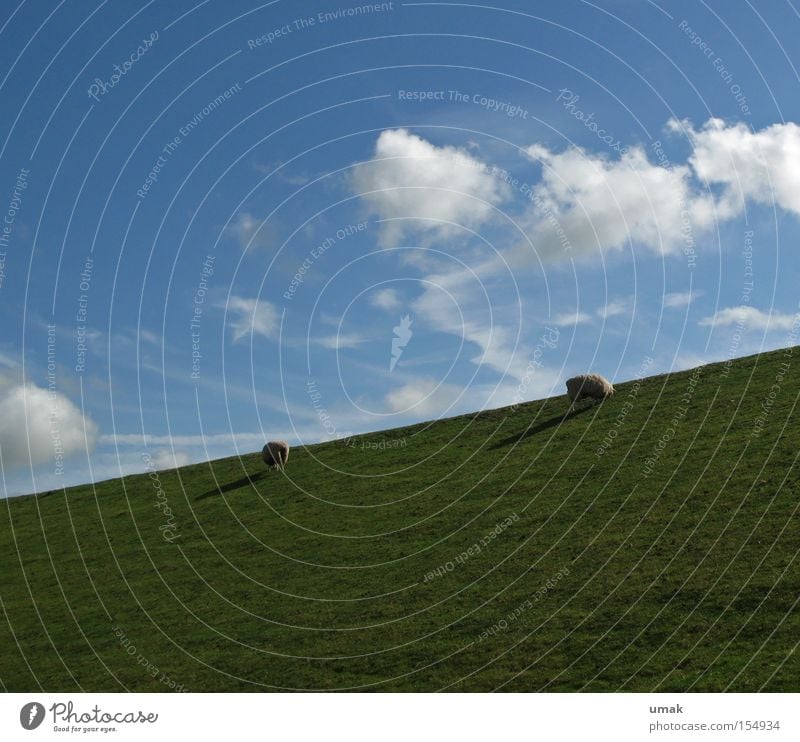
490,403,596,449
195,471,267,501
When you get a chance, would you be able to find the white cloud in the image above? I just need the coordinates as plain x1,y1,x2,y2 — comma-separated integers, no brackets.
673,351,716,372
314,333,369,350
225,296,280,342
524,143,715,258
699,305,799,332
100,432,269,447
253,161,310,186
227,212,277,250
369,288,403,312
351,128,510,247
412,264,531,381
551,310,593,326
138,329,161,346
354,119,800,267
0,378,98,469
384,372,562,420
479,372,562,407
150,449,192,470
664,290,701,309
0,350,18,367
385,377,461,416
597,298,629,319
677,117,800,218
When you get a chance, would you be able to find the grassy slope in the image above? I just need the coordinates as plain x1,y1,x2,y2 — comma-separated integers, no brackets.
1,348,798,692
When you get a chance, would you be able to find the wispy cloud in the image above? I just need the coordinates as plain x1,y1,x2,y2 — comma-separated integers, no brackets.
150,448,192,470
699,306,799,332
313,333,370,350
138,328,162,345
227,211,278,251
664,290,701,309
412,265,531,381
369,287,403,312
223,296,280,342
551,310,593,327
384,377,461,416
597,298,629,319
253,161,311,186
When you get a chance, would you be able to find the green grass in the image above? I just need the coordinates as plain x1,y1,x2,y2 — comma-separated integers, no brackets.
1,348,798,691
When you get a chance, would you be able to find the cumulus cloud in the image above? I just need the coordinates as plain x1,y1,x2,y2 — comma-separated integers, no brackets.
522,119,800,261
369,288,403,312
676,117,800,218
0,377,97,469
699,306,799,332
524,143,714,258
225,296,280,342
351,128,510,247
352,120,800,266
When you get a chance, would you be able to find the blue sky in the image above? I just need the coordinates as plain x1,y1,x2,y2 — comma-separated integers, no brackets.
1,0,799,496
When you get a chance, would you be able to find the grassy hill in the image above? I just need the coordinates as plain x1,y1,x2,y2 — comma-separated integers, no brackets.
1,348,798,692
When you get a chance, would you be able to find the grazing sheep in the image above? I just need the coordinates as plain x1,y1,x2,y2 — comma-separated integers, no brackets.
262,441,290,471
565,373,614,411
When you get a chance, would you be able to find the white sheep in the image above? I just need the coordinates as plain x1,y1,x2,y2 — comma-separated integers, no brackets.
262,440,290,471
565,373,614,411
